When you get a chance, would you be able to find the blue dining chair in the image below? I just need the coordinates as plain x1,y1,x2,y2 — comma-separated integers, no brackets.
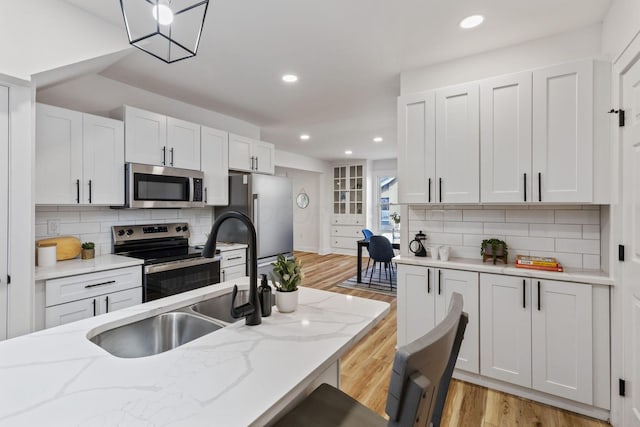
361,229,374,274
367,235,396,290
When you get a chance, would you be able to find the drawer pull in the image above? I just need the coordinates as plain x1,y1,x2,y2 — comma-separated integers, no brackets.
105,295,110,313
85,280,116,289
537,281,541,311
227,256,243,261
522,279,526,308
92,298,96,316
427,269,431,293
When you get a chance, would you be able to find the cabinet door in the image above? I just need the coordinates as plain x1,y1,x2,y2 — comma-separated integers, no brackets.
532,279,593,404
167,117,201,169
221,264,247,282
228,134,253,172
36,104,83,204
45,297,97,328
436,268,479,373
201,126,229,206
0,86,7,340
480,274,532,387
481,73,532,203
397,91,436,204
82,114,124,205
124,106,167,166
252,140,275,174
100,287,142,314
532,60,593,202
435,83,480,203
397,265,435,347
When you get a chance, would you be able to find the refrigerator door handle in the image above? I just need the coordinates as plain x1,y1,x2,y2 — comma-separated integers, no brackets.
252,193,259,226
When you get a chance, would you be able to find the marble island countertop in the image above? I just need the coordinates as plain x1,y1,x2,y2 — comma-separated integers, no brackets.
0,278,389,426
394,255,613,286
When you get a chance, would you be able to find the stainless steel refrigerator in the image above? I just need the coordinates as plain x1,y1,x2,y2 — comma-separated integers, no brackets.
214,173,293,275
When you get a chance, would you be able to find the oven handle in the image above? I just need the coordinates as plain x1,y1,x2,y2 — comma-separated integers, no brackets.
145,257,220,274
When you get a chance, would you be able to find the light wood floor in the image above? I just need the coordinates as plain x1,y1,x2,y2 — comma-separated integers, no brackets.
295,251,611,427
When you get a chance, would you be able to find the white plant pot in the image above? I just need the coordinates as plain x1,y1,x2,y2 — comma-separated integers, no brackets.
276,289,299,313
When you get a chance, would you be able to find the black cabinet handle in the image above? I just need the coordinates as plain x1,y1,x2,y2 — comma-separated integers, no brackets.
76,179,80,204
537,281,541,311
105,296,109,313
204,187,208,204
523,173,527,202
170,147,175,166
227,256,243,261
538,173,542,202
438,270,442,295
84,280,116,289
88,180,92,204
428,178,432,203
427,269,431,293
439,177,442,203
92,298,96,316
256,156,259,171
522,279,526,308
162,146,167,165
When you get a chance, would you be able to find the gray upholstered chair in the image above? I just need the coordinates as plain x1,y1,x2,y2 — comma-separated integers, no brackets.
273,292,468,427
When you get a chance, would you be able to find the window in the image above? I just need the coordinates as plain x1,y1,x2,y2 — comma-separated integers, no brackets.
377,175,397,232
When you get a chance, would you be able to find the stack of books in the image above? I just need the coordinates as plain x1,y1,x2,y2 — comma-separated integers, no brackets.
515,255,564,272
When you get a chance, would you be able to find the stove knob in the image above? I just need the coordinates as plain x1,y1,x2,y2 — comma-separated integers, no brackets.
175,226,181,232
182,226,189,232
126,229,134,236
117,230,125,236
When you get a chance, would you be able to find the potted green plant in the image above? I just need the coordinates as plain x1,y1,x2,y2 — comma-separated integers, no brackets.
81,242,95,260
270,254,303,313
480,238,508,264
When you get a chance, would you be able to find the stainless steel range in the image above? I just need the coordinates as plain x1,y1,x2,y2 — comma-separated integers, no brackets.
112,223,220,302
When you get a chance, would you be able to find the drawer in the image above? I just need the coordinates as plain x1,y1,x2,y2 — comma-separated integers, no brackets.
331,236,358,250
331,215,366,226
220,249,247,268
221,264,246,282
45,266,142,307
331,226,363,238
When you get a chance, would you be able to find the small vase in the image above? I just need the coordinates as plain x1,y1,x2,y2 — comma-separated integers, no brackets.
81,249,95,260
276,289,299,313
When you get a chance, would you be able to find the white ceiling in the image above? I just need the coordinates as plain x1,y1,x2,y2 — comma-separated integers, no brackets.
62,0,611,161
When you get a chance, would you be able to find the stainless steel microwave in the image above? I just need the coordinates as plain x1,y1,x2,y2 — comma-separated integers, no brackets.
125,163,205,208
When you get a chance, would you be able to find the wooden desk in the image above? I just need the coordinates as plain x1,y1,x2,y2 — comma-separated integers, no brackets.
357,239,400,283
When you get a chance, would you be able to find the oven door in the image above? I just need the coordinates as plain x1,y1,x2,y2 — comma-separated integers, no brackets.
144,257,220,302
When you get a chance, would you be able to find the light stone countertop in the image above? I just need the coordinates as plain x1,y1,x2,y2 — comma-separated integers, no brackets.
0,277,390,426
34,254,144,281
214,242,248,252
393,255,614,286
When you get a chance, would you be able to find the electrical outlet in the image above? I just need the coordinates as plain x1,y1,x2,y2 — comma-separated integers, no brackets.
47,219,60,236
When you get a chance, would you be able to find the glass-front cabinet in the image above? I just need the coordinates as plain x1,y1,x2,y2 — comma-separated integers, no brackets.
331,163,368,253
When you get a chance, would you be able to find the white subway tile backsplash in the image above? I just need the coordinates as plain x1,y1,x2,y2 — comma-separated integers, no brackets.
151,210,180,220
463,234,506,248
529,223,582,239
555,210,599,225
507,236,555,252
444,221,483,234
582,225,600,240
556,238,600,255
506,210,554,223
483,222,529,237
427,232,464,246
463,210,505,223
80,210,119,222
410,220,443,233
59,222,101,235
583,254,601,270
409,207,426,220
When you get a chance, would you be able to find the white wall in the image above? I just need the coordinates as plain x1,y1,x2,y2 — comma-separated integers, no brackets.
275,149,330,174
0,0,129,81
602,0,640,62
37,74,261,139
275,167,322,253
401,24,604,94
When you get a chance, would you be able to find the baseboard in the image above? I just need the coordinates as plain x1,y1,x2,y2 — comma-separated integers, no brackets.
294,246,318,253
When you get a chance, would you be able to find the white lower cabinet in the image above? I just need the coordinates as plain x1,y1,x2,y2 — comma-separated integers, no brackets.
480,274,607,407
397,265,479,373
220,248,247,282
44,266,142,329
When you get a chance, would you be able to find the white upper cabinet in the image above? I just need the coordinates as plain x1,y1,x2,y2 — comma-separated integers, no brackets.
123,106,167,166
435,83,480,203
481,72,532,203
397,91,436,204
122,106,201,170
201,126,229,206
167,117,201,170
228,133,275,175
532,60,610,203
36,104,124,205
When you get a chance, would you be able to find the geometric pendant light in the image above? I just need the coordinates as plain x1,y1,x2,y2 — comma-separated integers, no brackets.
119,0,209,63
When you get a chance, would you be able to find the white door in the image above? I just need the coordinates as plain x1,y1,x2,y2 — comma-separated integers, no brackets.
480,274,532,387
532,279,593,405
124,106,167,166
101,288,141,314
35,104,83,204
228,134,253,172
397,265,435,346
397,91,436,204
45,297,97,328
201,126,229,206
436,268,479,373
82,114,124,205
252,140,275,174
0,86,8,340
480,72,532,203
532,60,593,202
435,83,480,203
167,117,201,169
621,54,640,426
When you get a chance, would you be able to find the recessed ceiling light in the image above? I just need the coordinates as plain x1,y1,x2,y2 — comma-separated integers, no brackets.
345,150,353,155
282,74,299,83
373,137,383,143
300,134,310,141
459,15,484,29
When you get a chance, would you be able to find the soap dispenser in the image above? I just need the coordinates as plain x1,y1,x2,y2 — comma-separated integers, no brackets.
259,274,273,317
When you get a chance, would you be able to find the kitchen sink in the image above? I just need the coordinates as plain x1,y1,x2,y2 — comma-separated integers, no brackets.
89,312,224,358
189,289,251,323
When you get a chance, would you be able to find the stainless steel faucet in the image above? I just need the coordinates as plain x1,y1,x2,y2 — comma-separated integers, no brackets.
202,211,261,326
